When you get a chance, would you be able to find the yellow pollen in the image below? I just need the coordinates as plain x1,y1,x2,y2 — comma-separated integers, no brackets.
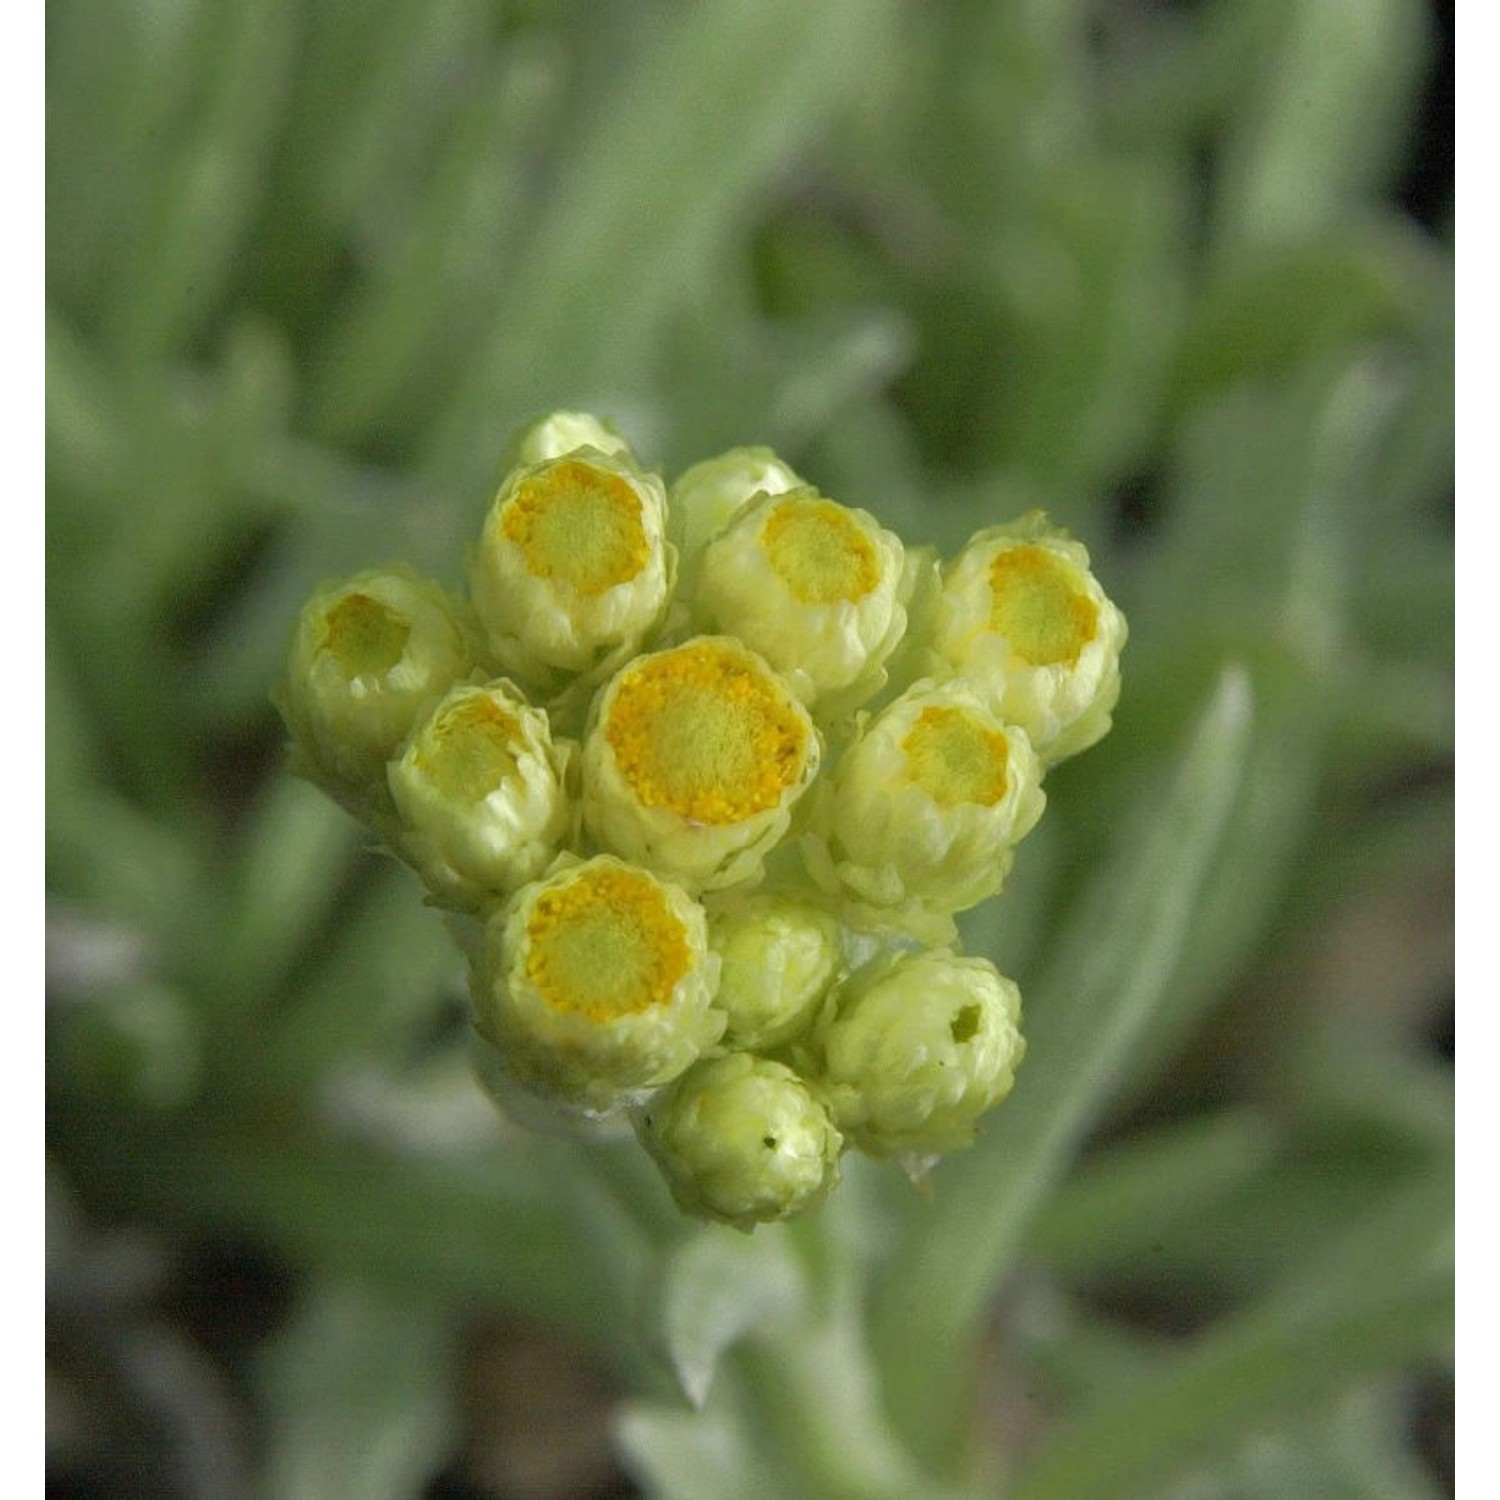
416,694,523,803
604,643,808,825
761,498,880,605
321,593,410,678
902,706,1010,808
500,458,650,596
524,865,692,1022
987,545,1099,666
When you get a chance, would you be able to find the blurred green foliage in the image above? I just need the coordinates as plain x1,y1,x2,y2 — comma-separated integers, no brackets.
47,1,1452,1496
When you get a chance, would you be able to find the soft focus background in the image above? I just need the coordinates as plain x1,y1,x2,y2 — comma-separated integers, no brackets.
46,2,1454,1497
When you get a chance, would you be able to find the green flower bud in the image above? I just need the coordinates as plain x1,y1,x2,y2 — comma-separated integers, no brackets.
581,637,821,893
807,949,1025,1160
511,410,632,466
388,679,574,910
637,1053,843,1230
708,893,844,1050
668,445,804,588
470,856,723,1115
274,565,479,819
695,486,908,712
469,449,673,685
801,680,1045,942
930,514,1127,763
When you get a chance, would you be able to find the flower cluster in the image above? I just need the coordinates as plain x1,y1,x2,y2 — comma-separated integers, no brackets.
275,412,1127,1230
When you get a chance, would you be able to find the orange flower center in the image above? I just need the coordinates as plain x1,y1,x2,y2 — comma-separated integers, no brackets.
603,642,810,825
524,865,692,1022
500,458,650,596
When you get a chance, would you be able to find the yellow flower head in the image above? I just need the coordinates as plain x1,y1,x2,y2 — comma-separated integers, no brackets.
582,637,820,892
471,855,723,1115
801,679,1045,942
388,679,573,910
695,486,909,712
931,515,1127,762
469,449,673,686
274,564,478,818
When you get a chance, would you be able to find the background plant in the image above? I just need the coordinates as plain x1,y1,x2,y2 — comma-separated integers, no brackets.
46,2,1454,1496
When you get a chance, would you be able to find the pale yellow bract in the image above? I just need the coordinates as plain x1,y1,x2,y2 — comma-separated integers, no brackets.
708,894,844,1051
637,1053,844,1230
807,948,1026,1160
668,445,805,587
511,410,631,466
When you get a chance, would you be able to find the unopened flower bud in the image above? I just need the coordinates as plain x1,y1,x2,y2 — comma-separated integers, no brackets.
637,1053,843,1229
807,949,1025,1159
581,637,820,893
931,514,1127,762
801,680,1045,941
388,679,573,910
696,486,908,712
511,410,632,466
669,446,804,588
470,856,723,1115
274,565,479,819
469,450,673,685
708,894,843,1050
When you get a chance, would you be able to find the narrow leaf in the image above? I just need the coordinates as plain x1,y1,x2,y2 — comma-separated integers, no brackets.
655,1227,806,1409
1007,1169,1453,1500
258,1279,455,1500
